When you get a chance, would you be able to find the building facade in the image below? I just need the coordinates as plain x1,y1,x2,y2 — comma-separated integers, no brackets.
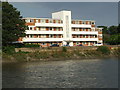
19,10,103,47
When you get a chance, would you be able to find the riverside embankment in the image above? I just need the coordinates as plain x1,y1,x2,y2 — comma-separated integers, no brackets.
2,45,119,62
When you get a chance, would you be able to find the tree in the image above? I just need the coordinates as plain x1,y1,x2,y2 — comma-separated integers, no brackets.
106,34,120,45
108,26,118,35
117,24,120,33
2,2,26,46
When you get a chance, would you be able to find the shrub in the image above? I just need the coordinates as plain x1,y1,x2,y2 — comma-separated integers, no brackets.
2,46,15,54
97,46,110,54
13,53,27,61
29,51,49,59
114,47,120,56
62,47,67,52
24,44,40,48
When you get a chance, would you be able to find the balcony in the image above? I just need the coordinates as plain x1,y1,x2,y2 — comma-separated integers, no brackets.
25,30,63,34
71,31,98,34
72,38,98,41
71,24,91,28
35,23,63,27
22,38,63,42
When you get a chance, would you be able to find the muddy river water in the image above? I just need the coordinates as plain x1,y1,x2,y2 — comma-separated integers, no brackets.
2,58,118,88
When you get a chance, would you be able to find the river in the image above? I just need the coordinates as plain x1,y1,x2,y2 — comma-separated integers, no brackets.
2,58,118,88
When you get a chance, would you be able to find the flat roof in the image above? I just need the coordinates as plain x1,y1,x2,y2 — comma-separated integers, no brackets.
72,19,95,22
22,17,62,20
23,18,95,22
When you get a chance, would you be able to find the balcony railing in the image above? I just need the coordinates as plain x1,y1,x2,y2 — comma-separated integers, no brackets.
22,38,63,42
25,30,63,34
35,23,63,27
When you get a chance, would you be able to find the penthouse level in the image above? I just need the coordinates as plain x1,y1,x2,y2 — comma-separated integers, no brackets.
18,10,103,47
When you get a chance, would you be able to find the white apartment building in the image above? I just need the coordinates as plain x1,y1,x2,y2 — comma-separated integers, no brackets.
18,10,103,47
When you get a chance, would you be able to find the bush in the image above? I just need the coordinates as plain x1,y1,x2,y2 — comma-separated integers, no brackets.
13,53,27,61
24,44,40,48
2,46,15,54
97,46,110,54
62,47,67,52
114,47,120,55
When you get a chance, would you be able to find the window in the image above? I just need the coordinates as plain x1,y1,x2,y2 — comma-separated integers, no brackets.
50,42,52,45
83,29,85,31
75,21,79,24
95,35,97,38
30,19,34,22
56,34,59,38
26,35,29,38
42,43,46,45
50,27,52,30
30,35,33,38
36,27,39,30
50,20,52,23
88,29,90,31
36,20,38,23
82,21,85,24
92,22,95,24
92,29,95,31
56,27,58,31
25,19,30,22
49,35,53,38
30,27,32,30
83,42,85,44
77,35,79,38
41,19,45,23
77,42,79,45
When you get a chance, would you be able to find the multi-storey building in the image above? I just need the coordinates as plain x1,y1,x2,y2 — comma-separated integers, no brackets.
18,10,103,47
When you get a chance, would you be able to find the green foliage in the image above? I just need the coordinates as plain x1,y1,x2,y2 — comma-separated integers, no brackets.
24,44,40,48
97,46,110,54
103,34,110,44
106,34,120,45
117,24,120,33
62,47,67,52
14,43,24,48
2,2,26,46
98,25,120,45
113,47,120,56
108,26,118,35
2,46,15,54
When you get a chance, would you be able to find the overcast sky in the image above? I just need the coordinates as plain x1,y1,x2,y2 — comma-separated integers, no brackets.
10,2,118,26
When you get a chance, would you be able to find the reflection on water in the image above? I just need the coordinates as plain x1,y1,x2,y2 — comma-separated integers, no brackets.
2,58,118,88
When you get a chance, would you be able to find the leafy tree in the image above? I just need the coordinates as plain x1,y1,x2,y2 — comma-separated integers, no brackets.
108,25,118,35
117,24,120,33
106,34,120,45
2,2,26,46
98,25,119,45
